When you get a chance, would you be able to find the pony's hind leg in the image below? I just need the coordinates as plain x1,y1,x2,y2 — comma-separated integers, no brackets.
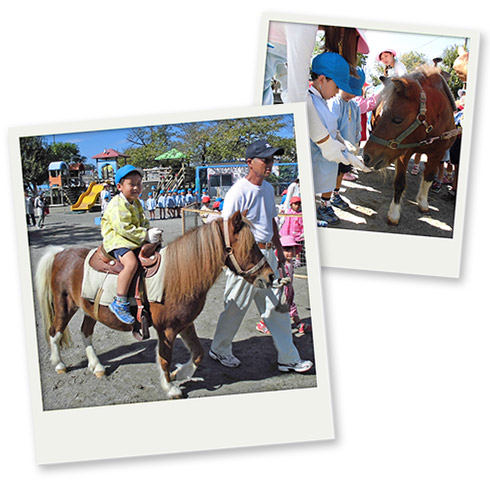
387,153,410,225
171,323,204,382
81,315,105,378
48,294,77,374
156,327,182,399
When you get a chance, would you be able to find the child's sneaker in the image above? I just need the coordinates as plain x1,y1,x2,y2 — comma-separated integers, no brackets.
256,320,270,334
317,205,339,225
109,299,135,325
330,194,349,210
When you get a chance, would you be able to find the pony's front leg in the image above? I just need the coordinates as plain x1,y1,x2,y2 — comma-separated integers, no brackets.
416,153,442,213
81,315,105,378
171,324,204,382
156,328,182,399
387,154,409,225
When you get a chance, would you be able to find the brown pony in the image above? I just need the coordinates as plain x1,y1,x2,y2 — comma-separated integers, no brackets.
363,66,459,225
35,211,274,399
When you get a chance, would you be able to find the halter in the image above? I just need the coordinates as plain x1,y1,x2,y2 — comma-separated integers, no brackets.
369,80,460,150
223,218,267,277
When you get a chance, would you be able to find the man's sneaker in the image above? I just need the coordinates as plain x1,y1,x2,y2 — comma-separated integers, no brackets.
209,349,241,368
109,299,135,325
278,359,314,373
330,194,349,210
317,205,339,225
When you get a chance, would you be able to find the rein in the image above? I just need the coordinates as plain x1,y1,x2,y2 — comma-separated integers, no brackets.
369,80,460,150
223,219,267,277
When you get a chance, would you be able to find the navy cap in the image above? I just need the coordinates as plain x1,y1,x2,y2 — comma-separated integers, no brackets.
245,140,284,159
311,52,351,93
115,165,143,184
347,68,366,96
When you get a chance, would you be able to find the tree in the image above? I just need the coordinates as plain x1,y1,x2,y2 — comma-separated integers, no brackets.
123,125,174,168
48,142,85,164
440,44,465,97
20,136,50,193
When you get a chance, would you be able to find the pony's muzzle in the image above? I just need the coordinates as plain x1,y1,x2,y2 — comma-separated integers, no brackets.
253,271,275,289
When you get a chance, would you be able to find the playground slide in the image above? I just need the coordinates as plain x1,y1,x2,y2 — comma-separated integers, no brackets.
71,182,105,211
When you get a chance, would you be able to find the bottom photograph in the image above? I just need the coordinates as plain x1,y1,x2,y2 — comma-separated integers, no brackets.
11,104,333,463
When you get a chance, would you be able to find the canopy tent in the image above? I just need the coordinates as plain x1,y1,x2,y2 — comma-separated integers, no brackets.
155,148,186,161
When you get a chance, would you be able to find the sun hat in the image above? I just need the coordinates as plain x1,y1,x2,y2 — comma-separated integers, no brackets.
289,196,301,205
115,165,143,185
377,49,397,61
280,234,300,247
347,68,366,96
202,195,211,203
356,29,370,54
311,52,351,92
212,201,221,209
245,140,284,159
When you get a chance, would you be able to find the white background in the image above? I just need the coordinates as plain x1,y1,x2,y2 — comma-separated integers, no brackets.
2,0,488,479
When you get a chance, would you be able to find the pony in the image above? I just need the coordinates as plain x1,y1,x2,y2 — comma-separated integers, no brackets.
35,211,274,400
363,66,459,225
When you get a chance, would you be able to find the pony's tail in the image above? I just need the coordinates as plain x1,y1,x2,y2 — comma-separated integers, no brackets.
35,247,71,347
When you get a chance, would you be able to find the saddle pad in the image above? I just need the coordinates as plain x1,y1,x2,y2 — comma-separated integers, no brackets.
81,247,166,306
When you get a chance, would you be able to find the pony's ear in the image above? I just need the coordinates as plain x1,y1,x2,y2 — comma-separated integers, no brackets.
380,75,390,85
392,78,412,98
241,209,249,218
230,210,244,234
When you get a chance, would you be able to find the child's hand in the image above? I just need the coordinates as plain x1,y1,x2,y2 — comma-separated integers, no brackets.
146,227,163,243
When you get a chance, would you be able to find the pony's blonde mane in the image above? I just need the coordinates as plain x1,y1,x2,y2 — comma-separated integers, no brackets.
162,215,257,304
163,219,226,303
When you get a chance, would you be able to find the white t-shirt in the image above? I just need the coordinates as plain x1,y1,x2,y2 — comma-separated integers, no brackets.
222,177,277,243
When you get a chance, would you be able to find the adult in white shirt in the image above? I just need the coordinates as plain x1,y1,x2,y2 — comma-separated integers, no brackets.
209,140,313,373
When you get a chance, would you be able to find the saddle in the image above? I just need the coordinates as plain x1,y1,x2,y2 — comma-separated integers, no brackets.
89,243,162,341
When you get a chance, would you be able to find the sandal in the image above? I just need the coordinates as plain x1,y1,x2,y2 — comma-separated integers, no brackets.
410,164,420,175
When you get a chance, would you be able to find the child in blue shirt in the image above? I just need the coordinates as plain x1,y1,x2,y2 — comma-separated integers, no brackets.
328,67,364,209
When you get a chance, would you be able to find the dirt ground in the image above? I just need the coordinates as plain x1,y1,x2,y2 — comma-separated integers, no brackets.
327,154,457,237
27,204,316,411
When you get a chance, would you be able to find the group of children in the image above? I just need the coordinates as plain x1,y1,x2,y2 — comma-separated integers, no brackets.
140,187,199,220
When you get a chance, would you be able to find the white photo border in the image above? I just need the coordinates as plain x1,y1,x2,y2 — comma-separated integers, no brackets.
9,103,334,464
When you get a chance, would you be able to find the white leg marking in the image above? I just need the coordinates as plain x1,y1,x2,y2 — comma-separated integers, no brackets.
416,180,432,212
387,200,401,225
171,359,198,382
156,357,182,399
50,332,66,374
83,335,105,377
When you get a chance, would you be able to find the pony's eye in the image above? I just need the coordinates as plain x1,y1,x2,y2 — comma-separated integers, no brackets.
392,117,403,125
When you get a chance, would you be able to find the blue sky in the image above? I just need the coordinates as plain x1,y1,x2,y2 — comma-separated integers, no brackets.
361,28,468,81
43,114,295,166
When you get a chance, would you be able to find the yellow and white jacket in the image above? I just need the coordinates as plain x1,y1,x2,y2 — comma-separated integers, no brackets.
101,194,149,252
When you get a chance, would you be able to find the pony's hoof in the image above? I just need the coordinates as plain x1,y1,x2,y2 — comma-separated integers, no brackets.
56,368,66,374
95,370,105,378
167,385,183,399
417,205,430,213
387,217,400,226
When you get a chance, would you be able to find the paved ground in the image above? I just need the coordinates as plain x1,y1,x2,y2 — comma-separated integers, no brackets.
27,203,316,411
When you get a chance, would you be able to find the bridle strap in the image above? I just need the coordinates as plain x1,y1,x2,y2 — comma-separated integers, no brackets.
369,80,456,151
223,219,267,277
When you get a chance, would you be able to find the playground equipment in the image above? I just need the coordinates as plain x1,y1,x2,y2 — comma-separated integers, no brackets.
71,182,105,211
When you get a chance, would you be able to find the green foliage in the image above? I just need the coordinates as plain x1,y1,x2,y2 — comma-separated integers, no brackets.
441,44,465,97
48,142,85,164
123,125,173,168
399,51,429,72
172,115,296,164
20,136,50,192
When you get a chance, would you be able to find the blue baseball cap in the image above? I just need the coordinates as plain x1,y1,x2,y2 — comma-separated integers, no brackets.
115,165,143,185
347,68,366,96
311,52,351,92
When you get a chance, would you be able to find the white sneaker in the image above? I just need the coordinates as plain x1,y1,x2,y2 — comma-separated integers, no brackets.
278,359,313,373
209,349,241,368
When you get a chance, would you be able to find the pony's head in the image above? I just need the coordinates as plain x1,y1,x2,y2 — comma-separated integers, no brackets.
223,211,274,289
364,67,454,169
364,76,423,169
